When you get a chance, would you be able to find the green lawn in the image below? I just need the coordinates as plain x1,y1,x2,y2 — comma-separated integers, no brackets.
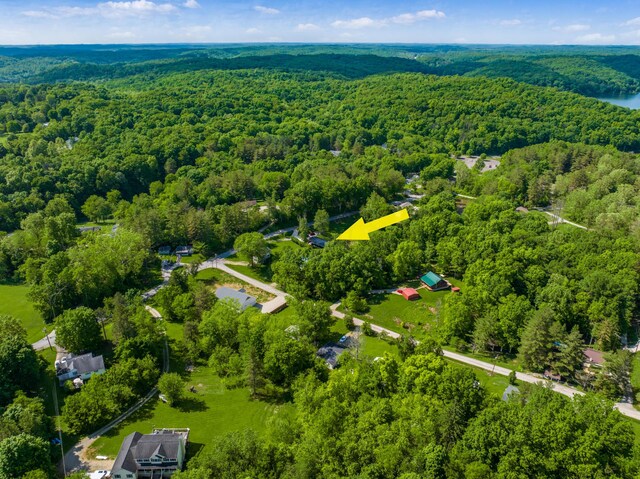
449,360,511,399
354,278,464,340
0,283,51,343
90,369,290,459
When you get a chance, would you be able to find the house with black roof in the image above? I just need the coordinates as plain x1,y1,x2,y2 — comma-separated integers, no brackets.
111,429,189,479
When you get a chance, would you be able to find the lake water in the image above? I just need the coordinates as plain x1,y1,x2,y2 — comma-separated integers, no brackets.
597,93,640,109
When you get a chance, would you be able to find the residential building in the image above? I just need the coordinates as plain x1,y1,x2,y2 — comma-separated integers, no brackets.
55,353,105,385
111,429,189,479
215,287,257,311
420,271,450,291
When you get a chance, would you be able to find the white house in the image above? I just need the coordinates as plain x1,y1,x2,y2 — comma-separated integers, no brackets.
55,353,105,385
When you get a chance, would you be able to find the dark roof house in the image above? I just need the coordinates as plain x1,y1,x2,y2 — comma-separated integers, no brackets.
308,236,327,248
111,429,189,479
175,245,193,256
158,246,172,256
420,271,450,291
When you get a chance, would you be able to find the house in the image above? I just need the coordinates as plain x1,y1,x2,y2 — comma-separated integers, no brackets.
89,471,109,479
420,271,450,291
515,206,529,214
111,429,189,479
317,344,347,369
174,245,193,256
502,385,520,401
584,348,605,367
215,287,257,311
329,150,341,157
55,353,106,385
397,288,420,301
158,246,172,256
308,236,327,248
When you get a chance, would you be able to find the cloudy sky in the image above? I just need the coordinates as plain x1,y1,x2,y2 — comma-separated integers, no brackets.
2,0,640,45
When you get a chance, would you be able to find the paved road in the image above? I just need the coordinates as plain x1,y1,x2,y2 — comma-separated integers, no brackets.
327,303,640,420
32,330,57,351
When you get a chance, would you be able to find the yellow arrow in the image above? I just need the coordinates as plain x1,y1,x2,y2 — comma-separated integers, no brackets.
337,209,410,241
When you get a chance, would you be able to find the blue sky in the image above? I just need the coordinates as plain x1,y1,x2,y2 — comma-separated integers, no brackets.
1,0,640,45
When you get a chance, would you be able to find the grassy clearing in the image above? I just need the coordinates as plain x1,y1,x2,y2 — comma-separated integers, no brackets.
0,283,51,343
226,239,305,284
450,361,512,399
352,278,464,340
90,367,291,459
76,220,116,233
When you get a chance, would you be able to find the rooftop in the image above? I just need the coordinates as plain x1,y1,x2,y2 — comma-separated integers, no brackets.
215,287,257,310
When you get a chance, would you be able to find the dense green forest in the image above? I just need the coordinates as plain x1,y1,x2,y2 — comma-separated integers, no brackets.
4,46,640,478
4,44,640,96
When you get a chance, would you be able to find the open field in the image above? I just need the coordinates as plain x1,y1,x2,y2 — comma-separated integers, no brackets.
90,368,291,458
0,283,51,342
352,277,464,340
76,220,116,233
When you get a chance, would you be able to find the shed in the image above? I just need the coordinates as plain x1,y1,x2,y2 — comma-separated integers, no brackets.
397,288,420,301
420,271,450,291
215,287,257,311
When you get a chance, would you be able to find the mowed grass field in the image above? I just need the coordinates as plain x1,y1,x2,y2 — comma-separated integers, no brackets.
0,283,50,342
356,278,464,340
90,368,291,458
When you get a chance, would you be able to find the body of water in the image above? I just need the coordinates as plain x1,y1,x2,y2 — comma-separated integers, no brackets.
597,93,640,109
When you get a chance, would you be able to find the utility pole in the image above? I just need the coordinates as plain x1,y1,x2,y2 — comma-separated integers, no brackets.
43,328,53,350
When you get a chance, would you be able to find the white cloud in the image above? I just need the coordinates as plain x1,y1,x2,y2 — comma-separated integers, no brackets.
246,27,261,34
416,10,445,19
334,9,445,29
331,17,381,29
22,10,57,18
184,0,200,8
553,23,590,33
295,23,320,32
500,19,522,26
254,5,280,15
23,0,177,19
576,32,615,43
623,17,640,26
98,0,177,16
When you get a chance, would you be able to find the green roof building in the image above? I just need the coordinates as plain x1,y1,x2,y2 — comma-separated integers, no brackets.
420,271,450,291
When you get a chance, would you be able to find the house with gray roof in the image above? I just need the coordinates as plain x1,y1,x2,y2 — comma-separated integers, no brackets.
55,352,105,385
111,429,189,479
215,287,257,311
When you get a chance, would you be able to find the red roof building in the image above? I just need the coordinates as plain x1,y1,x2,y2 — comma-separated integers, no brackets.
397,288,420,301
